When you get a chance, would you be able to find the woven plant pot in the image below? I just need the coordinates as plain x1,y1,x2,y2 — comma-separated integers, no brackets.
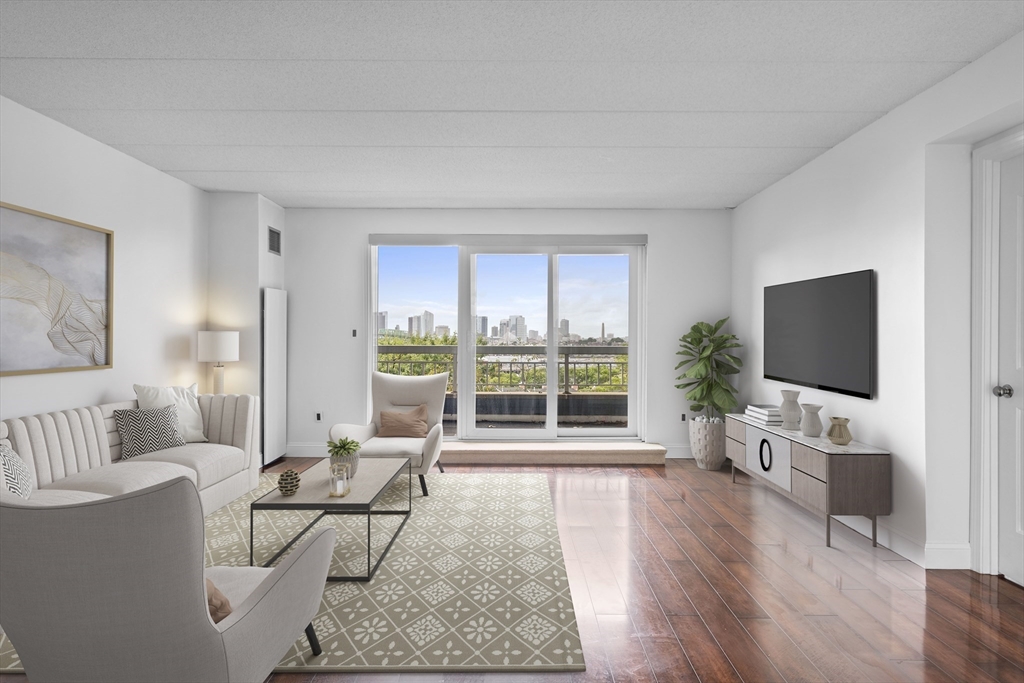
689,421,726,471
330,452,361,478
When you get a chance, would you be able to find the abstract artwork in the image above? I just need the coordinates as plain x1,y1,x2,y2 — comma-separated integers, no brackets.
0,202,113,376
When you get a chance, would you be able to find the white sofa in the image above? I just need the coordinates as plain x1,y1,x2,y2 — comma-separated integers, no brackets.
0,394,260,515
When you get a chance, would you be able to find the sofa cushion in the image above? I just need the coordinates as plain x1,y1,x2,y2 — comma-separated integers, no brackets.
1,444,33,499
134,383,208,443
44,460,197,497
114,405,186,459
131,443,244,489
2,488,109,507
358,437,424,468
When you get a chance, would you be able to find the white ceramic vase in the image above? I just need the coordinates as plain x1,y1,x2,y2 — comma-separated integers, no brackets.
689,421,726,470
799,404,823,437
779,390,802,430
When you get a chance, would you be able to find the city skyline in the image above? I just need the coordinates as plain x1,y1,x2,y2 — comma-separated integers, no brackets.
377,246,628,339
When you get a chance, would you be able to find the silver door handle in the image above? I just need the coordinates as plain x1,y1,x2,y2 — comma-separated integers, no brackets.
993,384,1014,398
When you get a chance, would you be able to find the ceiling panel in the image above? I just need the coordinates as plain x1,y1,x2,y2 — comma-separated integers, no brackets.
35,109,882,148
263,191,753,210
111,145,828,176
1,1,1020,209
1,1,1020,63
167,170,785,195
0,59,961,113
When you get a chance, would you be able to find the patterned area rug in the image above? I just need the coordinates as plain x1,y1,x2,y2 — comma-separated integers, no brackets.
0,472,584,673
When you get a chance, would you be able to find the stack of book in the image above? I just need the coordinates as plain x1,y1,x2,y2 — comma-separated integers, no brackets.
745,404,783,426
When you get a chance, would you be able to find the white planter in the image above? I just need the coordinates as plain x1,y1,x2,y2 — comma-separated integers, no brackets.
689,420,726,470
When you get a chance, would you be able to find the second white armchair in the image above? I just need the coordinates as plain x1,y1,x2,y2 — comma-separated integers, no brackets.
330,372,449,496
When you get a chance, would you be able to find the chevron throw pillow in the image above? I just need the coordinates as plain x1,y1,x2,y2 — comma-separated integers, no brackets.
114,404,186,460
1,443,33,500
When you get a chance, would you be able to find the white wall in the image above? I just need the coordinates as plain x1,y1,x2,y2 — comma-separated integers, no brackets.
284,209,731,456
731,33,1024,567
0,96,209,418
207,193,260,396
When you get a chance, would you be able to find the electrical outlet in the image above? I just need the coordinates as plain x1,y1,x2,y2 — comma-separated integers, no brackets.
315,411,323,423
681,413,686,421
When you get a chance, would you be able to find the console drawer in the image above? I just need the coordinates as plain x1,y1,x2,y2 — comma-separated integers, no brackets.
726,435,744,464
726,417,745,444
792,443,827,481
745,426,791,492
792,469,826,513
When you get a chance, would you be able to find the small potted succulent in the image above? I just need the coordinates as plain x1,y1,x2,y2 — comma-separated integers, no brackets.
675,317,743,470
327,436,361,478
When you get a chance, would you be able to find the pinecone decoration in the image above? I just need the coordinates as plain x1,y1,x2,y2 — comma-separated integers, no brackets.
277,469,301,496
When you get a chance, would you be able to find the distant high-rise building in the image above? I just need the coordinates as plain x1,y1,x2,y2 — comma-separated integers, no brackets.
375,311,388,333
559,319,569,339
499,319,509,338
421,310,434,336
510,315,526,340
408,315,422,336
435,325,450,337
474,315,489,336
601,322,605,340
528,329,539,341
491,325,499,337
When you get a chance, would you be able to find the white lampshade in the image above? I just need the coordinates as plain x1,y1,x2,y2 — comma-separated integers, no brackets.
198,331,239,363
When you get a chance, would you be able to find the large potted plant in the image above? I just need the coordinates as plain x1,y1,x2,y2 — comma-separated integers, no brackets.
675,317,743,470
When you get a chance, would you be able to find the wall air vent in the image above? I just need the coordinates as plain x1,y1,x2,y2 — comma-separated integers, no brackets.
268,227,282,255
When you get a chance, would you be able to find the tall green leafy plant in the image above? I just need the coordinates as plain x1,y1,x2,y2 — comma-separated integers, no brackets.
675,317,743,419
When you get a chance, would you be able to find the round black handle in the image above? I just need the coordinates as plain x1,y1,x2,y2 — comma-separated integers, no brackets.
759,438,772,471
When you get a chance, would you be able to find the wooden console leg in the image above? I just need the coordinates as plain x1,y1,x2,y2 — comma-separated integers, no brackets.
872,516,877,547
731,462,735,483
826,515,831,547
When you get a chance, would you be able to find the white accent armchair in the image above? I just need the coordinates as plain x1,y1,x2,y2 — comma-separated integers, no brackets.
0,477,336,683
330,372,449,496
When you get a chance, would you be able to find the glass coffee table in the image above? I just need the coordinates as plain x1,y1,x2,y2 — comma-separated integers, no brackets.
249,457,412,581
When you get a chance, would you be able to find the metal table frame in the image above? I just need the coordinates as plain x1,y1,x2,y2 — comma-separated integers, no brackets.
249,458,412,582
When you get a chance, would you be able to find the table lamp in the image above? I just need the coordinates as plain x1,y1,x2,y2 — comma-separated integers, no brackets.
198,331,239,394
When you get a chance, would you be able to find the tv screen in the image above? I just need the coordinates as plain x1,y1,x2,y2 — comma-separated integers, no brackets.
763,270,874,399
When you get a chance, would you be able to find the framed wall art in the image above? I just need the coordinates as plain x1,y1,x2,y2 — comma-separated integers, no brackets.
0,202,113,376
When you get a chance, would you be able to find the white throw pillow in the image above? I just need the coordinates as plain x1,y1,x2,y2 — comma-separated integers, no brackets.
134,383,208,443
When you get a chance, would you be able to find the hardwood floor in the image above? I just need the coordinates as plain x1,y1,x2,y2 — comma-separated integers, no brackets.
3,459,1021,683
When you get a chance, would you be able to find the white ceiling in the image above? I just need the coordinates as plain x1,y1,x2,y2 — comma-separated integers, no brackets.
1,1,1021,209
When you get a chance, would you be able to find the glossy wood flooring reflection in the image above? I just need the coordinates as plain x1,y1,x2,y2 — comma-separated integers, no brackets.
3,460,1021,683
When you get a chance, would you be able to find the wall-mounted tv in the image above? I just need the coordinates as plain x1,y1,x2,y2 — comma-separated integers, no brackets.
763,270,874,399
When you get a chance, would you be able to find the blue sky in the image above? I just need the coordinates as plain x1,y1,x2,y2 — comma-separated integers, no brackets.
377,246,628,339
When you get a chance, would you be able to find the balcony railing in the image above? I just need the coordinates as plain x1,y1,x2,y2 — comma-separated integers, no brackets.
375,345,628,393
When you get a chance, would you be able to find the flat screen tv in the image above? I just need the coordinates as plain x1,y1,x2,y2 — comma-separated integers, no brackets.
763,270,874,399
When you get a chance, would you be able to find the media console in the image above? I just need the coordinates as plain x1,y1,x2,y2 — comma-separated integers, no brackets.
725,414,891,547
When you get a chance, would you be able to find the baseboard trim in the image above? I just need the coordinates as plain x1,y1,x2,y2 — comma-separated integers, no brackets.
285,442,328,458
662,443,693,459
925,542,972,569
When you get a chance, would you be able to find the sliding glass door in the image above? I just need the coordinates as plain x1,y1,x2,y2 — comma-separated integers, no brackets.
464,250,555,438
373,237,643,441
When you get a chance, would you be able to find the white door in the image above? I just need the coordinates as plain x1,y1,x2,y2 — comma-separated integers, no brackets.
998,152,1024,587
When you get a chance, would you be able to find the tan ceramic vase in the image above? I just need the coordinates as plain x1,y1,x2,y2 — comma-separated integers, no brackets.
826,417,853,446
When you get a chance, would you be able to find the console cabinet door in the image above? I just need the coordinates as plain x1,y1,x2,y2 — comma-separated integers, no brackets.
745,426,792,492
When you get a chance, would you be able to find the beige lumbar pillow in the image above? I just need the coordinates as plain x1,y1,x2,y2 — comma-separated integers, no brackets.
134,383,208,443
377,404,429,438
205,578,232,624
